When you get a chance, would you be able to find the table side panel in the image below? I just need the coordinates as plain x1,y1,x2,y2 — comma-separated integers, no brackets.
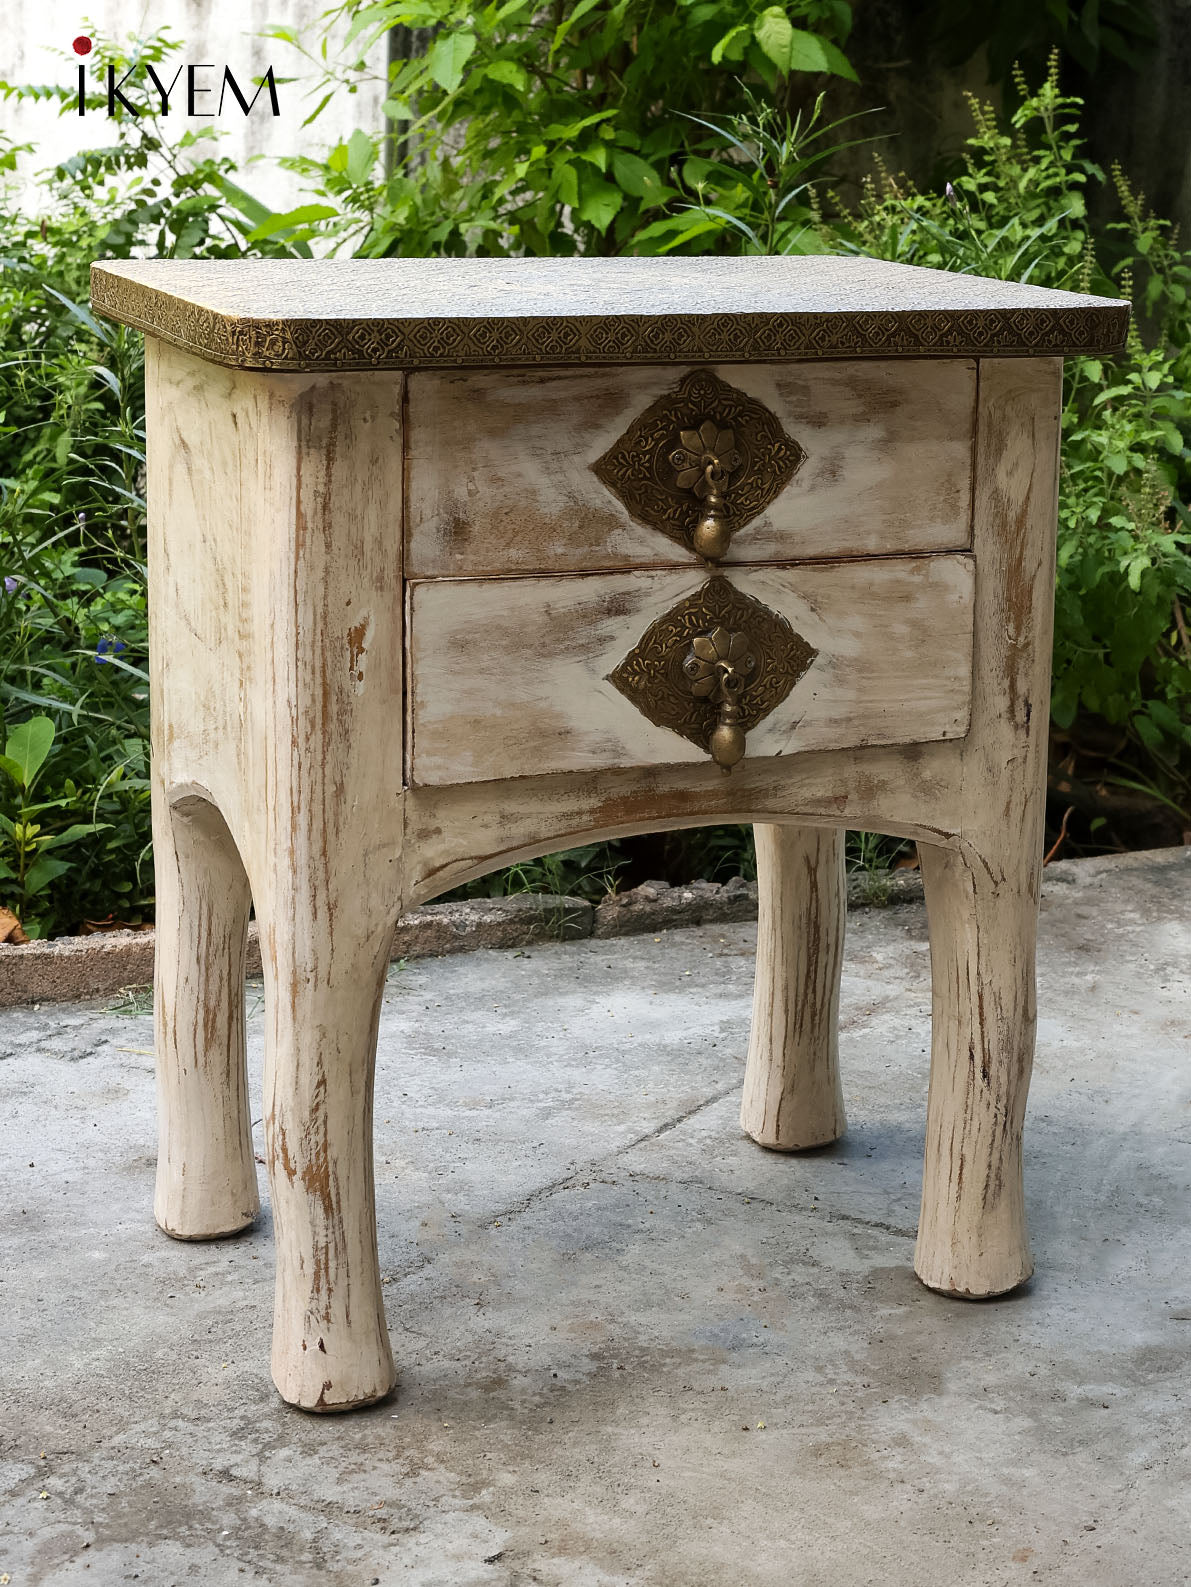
405,360,975,577
407,555,974,787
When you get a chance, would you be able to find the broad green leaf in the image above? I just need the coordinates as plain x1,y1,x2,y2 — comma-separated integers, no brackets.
1147,699,1183,736
1050,676,1079,730
754,9,796,68
577,177,623,231
345,128,377,185
753,10,856,79
551,0,603,57
21,854,72,896
247,204,338,241
711,23,750,64
344,3,398,48
542,109,618,140
554,162,580,209
611,150,662,198
35,822,110,853
3,716,54,792
426,30,477,93
484,59,528,91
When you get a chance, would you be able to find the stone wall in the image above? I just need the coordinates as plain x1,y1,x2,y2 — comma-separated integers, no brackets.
3,0,388,219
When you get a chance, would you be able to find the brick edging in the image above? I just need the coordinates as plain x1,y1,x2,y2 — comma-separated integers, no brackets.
1,846,1186,1010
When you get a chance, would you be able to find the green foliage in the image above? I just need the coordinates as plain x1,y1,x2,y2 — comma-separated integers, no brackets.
0,715,111,936
456,842,626,901
2,29,1189,934
0,27,299,934
634,89,875,256
817,56,1191,817
258,0,857,256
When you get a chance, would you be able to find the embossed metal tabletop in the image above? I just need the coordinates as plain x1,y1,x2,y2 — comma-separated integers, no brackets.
92,256,1129,372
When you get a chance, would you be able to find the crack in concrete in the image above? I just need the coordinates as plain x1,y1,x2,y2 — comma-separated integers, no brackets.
380,1084,743,1285
619,1168,917,1240
380,1081,917,1294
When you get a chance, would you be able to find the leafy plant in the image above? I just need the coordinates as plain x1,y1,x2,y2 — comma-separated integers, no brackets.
635,88,875,256
258,1,858,256
815,55,1191,838
4,24,1189,941
0,716,109,936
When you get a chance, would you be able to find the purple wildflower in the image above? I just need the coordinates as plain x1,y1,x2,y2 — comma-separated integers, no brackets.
95,637,127,665
945,181,958,208
3,575,17,594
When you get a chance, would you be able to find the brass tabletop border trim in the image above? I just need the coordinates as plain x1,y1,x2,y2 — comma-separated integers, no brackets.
91,271,1129,371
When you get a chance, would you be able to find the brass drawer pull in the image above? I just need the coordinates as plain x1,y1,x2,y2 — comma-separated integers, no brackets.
606,575,819,775
592,370,805,563
669,424,741,560
683,625,755,768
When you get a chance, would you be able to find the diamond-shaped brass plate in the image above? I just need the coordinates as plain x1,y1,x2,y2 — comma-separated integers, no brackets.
591,369,806,557
607,578,818,755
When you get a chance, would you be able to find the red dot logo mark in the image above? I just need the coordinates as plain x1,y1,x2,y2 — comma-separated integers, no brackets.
72,35,93,56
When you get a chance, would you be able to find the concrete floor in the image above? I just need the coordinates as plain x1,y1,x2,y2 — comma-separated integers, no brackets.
1,850,1189,1587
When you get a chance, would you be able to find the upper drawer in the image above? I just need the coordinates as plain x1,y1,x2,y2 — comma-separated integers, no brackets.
405,359,975,578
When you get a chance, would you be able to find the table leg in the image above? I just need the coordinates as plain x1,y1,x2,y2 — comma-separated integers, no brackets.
741,823,846,1150
915,832,1039,1297
257,873,397,1412
153,791,258,1240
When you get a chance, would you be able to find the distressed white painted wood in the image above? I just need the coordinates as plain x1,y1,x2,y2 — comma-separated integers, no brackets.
123,266,1082,1408
915,358,1062,1297
403,739,965,906
152,792,257,1240
147,340,405,1410
741,825,846,1150
408,555,975,786
406,360,976,577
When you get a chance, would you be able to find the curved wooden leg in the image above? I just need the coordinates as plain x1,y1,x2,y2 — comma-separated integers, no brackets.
915,835,1039,1297
153,792,258,1241
741,823,846,1150
259,889,396,1413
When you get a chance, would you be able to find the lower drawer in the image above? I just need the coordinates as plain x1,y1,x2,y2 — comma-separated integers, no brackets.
407,555,974,787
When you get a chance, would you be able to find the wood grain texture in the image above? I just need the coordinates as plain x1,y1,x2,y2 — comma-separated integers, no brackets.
408,555,974,786
147,341,406,1410
914,358,1062,1299
742,825,846,1150
402,740,965,906
151,793,257,1239
406,361,975,576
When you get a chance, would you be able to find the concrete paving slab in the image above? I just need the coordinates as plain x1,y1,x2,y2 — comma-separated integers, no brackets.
1,850,1189,1587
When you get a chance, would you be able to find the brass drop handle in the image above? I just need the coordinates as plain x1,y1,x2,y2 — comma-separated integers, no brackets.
669,420,742,562
682,624,757,771
693,461,730,560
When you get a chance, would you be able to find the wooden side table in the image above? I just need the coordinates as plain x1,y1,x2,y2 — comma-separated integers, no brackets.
93,257,1128,1413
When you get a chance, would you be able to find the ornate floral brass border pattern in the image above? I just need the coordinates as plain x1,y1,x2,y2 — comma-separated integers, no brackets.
607,577,817,761
90,272,1128,370
591,370,805,558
